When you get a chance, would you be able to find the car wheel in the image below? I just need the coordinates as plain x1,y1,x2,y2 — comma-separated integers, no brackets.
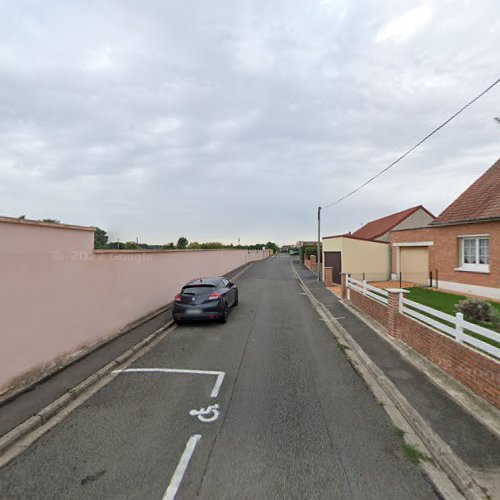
220,304,228,323
234,293,239,306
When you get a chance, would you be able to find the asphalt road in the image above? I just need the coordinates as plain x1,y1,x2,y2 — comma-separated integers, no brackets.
0,255,437,499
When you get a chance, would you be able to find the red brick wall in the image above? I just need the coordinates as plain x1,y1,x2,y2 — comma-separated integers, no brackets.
347,286,499,408
390,221,499,288
350,289,388,328
397,314,500,408
304,258,317,273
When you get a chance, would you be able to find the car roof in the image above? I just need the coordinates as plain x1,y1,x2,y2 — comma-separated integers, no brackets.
185,277,224,286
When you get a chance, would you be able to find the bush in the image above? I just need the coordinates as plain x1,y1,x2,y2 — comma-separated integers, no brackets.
304,246,321,261
455,298,499,325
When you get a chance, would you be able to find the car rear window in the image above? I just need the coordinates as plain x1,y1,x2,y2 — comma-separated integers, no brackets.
182,285,215,296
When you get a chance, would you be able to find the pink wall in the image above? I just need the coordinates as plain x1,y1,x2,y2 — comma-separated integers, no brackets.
0,217,270,396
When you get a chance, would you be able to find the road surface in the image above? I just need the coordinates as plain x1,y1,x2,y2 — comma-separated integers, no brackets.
0,255,437,499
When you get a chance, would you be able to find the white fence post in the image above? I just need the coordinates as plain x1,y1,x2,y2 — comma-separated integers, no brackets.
398,292,404,313
455,312,464,343
362,279,367,296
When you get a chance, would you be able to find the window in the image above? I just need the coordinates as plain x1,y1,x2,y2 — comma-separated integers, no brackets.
181,285,215,296
458,237,489,272
479,238,489,264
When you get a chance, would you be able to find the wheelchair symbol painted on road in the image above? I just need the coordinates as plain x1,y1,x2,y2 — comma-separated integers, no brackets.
189,404,220,423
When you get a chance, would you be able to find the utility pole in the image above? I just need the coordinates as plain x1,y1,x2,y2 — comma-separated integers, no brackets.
317,206,321,281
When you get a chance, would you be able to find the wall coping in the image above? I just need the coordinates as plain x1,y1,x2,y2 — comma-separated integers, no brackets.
94,248,265,254
0,216,95,232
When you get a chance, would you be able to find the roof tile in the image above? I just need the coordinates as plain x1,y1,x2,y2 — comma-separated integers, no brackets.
432,158,500,225
352,205,432,240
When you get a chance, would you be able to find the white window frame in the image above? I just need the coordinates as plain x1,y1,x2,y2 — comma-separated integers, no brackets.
455,236,489,273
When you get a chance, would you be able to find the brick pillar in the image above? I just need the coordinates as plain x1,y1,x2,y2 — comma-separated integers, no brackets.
340,273,349,300
386,288,409,338
310,254,317,273
325,267,333,286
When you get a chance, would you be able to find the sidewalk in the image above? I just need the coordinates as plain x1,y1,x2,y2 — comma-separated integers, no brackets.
0,263,250,440
293,261,500,478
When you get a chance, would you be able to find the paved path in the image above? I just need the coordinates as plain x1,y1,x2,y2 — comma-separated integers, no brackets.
294,260,500,472
0,256,437,499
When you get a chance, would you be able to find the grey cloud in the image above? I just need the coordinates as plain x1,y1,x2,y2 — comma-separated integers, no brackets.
0,0,499,244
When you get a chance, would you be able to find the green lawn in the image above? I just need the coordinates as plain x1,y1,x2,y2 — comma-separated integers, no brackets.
405,287,500,335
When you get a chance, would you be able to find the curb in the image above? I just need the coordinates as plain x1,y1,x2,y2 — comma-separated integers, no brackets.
0,320,174,456
291,264,487,500
338,296,500,439
0,303,172,406
0,261,257,459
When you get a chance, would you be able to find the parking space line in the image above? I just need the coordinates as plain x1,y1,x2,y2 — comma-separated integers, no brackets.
163,434,201,500
112,368,225,398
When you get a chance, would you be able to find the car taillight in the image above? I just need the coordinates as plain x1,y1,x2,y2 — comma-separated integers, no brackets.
174,294,181,302
208,292,221,301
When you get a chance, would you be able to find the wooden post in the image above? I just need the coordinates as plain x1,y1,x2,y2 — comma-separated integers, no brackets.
455,312,464,343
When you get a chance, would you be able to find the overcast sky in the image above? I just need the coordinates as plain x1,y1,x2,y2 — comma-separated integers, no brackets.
0,0,499,245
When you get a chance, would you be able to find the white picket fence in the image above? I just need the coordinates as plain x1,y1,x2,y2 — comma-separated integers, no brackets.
346,275,500,360
401,297,500,360
346,276,388,304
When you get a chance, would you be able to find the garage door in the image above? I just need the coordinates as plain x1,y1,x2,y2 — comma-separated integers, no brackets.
400,247,429,285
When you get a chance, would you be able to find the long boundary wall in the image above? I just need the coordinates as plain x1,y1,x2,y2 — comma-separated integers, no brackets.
0,217,270,396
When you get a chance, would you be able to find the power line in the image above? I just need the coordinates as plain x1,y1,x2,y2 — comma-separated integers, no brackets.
322,76,500,210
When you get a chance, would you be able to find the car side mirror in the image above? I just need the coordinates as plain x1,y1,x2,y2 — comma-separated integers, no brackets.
228,281,234,288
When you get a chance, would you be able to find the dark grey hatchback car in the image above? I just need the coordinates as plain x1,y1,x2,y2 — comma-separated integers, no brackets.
172,277,238,324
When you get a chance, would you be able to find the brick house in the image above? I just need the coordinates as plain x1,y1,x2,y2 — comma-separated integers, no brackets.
391,158,500,300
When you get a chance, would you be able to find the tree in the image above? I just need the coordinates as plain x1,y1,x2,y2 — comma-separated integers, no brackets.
177,236,188,249
18,215,26,220
200,242,224,249
41,218,60,223
162,242,175,249
265,241,280,254
94,227,109,249
124,241,140,249
188,241,201,249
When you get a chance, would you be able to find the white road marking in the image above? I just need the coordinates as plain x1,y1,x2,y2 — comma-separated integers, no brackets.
112,368,225,398
189,404,220,423
163,434,201,500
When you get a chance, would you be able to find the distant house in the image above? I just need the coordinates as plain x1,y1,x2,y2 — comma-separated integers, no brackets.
391,158,500,299
322,206,434,284
296,240,318,247
352,205,435,242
